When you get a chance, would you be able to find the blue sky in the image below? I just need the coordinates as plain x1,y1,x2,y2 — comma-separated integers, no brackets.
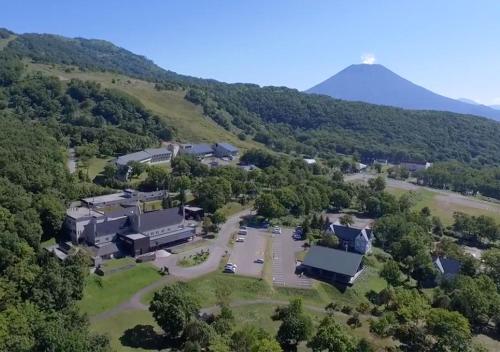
2,1,500,104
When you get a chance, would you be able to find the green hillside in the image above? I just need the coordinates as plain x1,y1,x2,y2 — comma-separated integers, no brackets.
26,62,261,150
6,30,500,169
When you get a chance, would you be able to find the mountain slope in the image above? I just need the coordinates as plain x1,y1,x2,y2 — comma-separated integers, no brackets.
307,64,500,121
5,29,500,166
25,62,261,150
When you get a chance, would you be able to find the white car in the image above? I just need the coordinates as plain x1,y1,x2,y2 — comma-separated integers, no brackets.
238,229,248,235
236,237,245,242
255,258,264,264
224,266,236,273
272,226,282,234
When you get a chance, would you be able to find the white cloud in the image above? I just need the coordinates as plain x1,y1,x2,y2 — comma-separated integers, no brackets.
361,53,376,65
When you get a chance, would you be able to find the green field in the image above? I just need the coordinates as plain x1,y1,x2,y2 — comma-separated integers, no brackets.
79,264,162,316
81,156,113,180
386,186,500,225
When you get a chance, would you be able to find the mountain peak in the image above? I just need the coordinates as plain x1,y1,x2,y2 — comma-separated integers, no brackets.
306,64,500,121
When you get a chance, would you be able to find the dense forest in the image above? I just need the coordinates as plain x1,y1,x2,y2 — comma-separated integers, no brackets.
0,115,110,350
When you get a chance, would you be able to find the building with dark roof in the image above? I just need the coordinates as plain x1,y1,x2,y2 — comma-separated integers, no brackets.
433,256,462,283
115,147,172,180
180,143,214,158
327,223,373,254
302,246,364,284
180,142,239,159
64,190,194,261
116,147,172,167
213,142,239,158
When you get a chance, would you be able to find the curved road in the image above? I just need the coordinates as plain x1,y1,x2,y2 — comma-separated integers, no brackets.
90,209,251,323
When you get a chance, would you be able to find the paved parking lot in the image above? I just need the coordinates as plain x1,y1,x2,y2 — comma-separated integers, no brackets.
228,228,267,277
272,228,312,288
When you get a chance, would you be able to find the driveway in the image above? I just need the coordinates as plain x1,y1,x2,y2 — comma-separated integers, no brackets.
272,228,312,288
153,209,251,279
228,228,267,277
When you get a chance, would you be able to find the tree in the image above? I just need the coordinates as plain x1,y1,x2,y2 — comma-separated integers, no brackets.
330,189,350,210
202,217,213,235
211,210,226,228
373,163,382,173
252,338,282,352
318,234,339,249
339,214,354,227
368,176,386,192
35,194,65,239
255,193,286,219
426,308,471,352
102,163,117,180
307,315,356,352
482,249,500,288
272,299,313,349
380,260,402,287
431,216,444,236
230,326,269,352
149,283,200,338
128,160,147,178
182,319,214,348
194,177,232,213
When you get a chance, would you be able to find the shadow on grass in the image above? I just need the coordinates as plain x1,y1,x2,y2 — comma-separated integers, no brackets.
120,324,178,350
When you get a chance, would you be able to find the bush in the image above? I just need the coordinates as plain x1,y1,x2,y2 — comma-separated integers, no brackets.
347,312,362,328
356,302,370,314
371,305,384,317
341,305,353,314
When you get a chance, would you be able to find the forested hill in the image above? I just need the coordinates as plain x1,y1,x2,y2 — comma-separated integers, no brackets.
4,29,500,167
3,30,205,84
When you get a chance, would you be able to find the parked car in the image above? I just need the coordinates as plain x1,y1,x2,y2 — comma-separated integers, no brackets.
238,229,248,235
272,226,282,234
236,237,245,242
255,258,264,264
224,266,236,273
226,263,238,269
240,225,247,230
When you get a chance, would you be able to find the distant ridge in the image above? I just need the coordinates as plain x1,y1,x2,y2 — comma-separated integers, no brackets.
307,64,500,121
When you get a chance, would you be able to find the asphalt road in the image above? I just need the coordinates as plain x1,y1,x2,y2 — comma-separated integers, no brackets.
228,228,267,277
272,228,312,288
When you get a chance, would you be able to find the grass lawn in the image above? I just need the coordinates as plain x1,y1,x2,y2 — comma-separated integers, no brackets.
79,264,161,316
90,310,162,352
92,302,394,352
142,200,163,212
386,187,500,225
177,250,210,267
101,257,136,271
219,201,251,217
473,334,500,352
82,156,112,180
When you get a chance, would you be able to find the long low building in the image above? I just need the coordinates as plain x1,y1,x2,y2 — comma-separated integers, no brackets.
302,245,364,285
116,147,172,167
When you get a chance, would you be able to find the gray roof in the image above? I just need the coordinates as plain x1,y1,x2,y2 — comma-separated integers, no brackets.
89,242,120,257
216,142,238,152
184,144,213,156
434,257,462,275
116,150,152,166
95,216,130,237
138,207,184,232
144,148,172,157
303,246,363,277
330,224,372,241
